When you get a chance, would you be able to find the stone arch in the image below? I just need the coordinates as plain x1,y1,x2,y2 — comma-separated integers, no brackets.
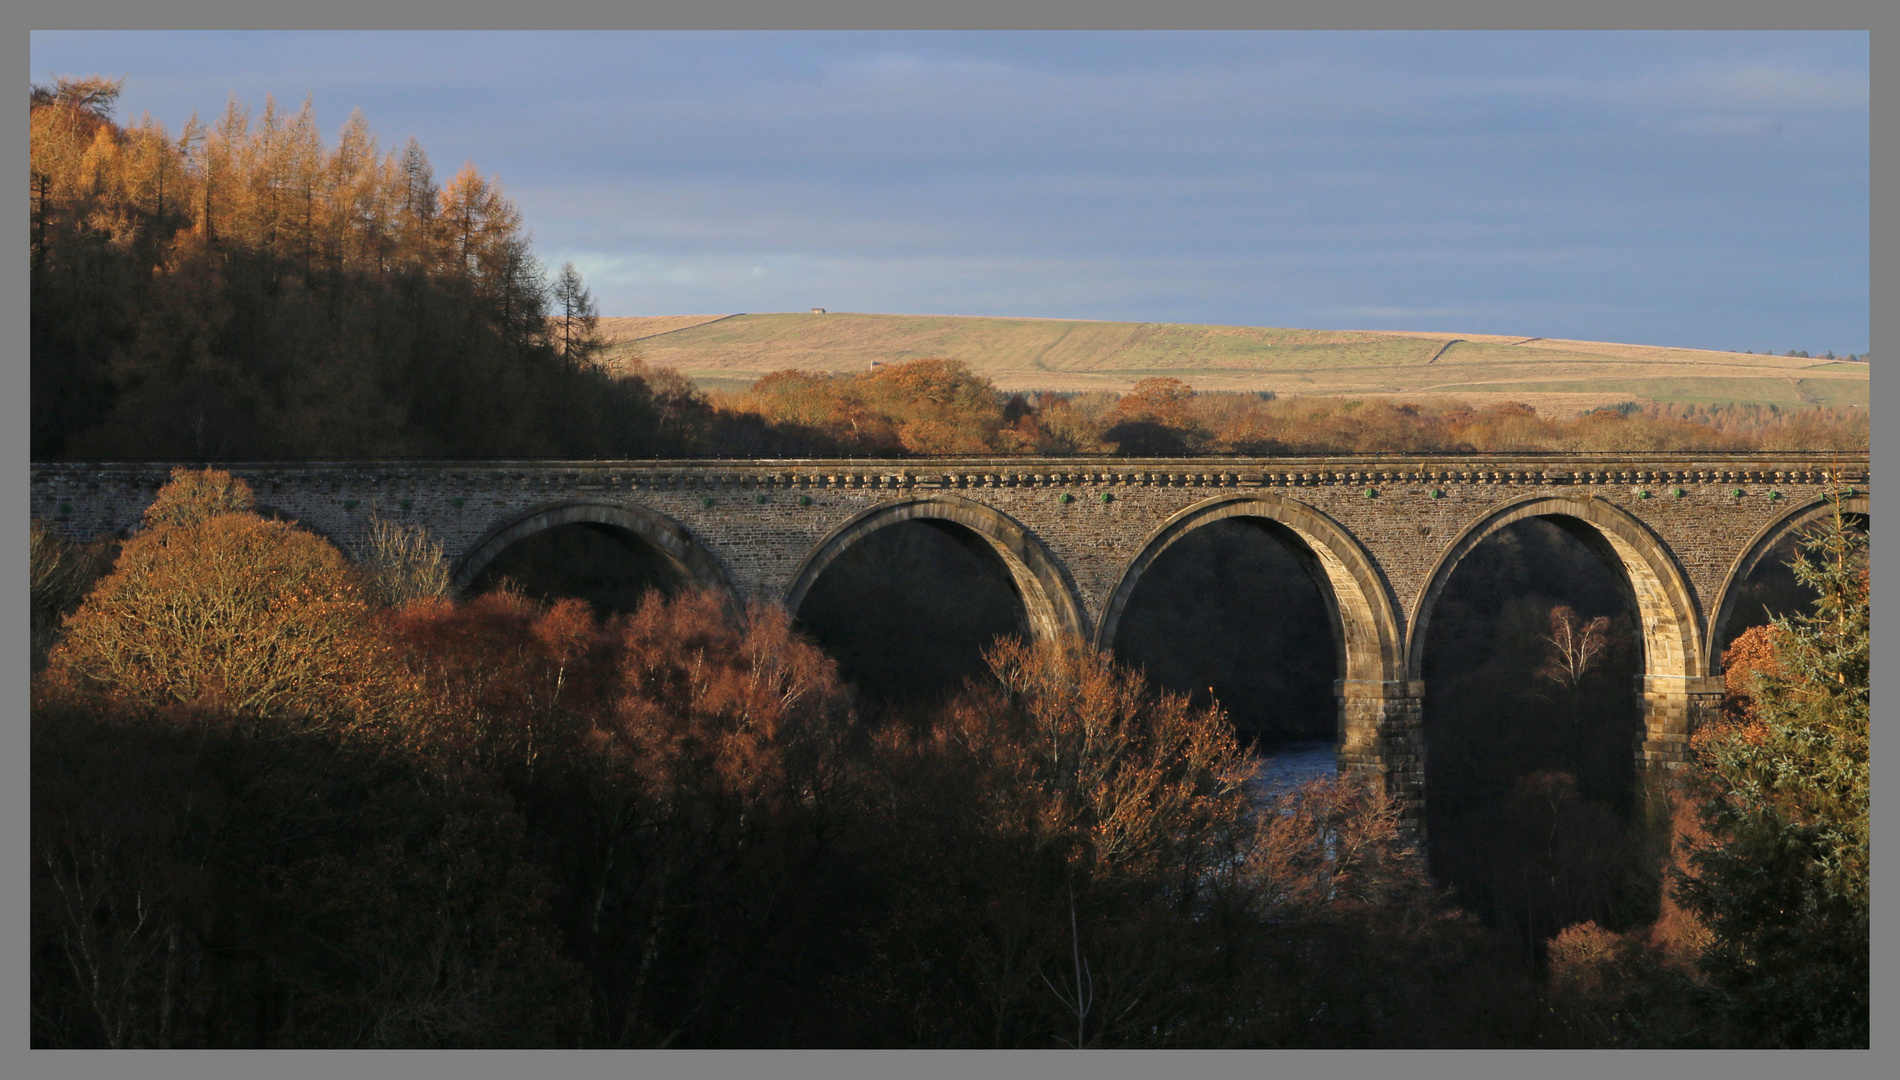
449,499,730,596
783,494,1087,641
1096,492,1405,687
1706,493,1868,671
1407,493,1705,684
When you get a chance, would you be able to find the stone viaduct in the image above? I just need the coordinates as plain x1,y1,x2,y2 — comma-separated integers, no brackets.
33,452,1869,832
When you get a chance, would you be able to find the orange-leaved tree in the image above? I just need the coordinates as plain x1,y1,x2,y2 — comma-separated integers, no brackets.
950,635,1253,878
41,468,402,727
842,635,1253,1046
857,358,1010,455
386,587,858,1046
32,468,584,1048
842,636,1534,1047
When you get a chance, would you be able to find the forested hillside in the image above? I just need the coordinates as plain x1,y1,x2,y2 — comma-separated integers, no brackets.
30,77,698,461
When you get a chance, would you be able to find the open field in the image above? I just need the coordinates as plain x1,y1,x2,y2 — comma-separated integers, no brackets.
596,314,744,340
599,312,1868,414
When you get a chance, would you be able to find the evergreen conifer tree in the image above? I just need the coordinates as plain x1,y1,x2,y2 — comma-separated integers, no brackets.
1677,507,1868,1047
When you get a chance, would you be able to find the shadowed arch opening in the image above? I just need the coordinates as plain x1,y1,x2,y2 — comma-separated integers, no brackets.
1098,494,1402,778
451,500,729,616
1098,493,1402,688
784,496,1086,709
1409,495,1702,684
1409,495,1699,956
1708,495,1868,671
1106,516,1342,749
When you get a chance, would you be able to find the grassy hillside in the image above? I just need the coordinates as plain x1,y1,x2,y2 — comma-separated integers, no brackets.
599,312,1867,414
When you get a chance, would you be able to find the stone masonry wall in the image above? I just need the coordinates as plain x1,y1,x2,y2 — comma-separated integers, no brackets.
32,453,1869,658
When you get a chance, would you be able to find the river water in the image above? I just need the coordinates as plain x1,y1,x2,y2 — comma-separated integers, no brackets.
1244,740,1337,807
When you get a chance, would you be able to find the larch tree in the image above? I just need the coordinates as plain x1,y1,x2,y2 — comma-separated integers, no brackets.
551,260,604,364
394,136,437,269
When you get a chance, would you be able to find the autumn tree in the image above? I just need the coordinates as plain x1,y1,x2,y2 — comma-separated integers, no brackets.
1539,605,1612,694
727,358,1066,457
41,469,401,727
838,635,1249,1045
384,588,860,1046
29,521,117,670
1101,376,1202,455
840,636,1538,1047
32,468,585,1047
858,358,1016,455
359,516,452,609
1227,774,1542,1047
30,78,702,461
1541,510,1871,1048
34,469,1560,1046
30,75,1866,464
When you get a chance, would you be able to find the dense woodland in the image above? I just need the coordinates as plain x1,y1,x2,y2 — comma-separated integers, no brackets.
31,78,1866,464
30,78,1869,1048
31,77,694,462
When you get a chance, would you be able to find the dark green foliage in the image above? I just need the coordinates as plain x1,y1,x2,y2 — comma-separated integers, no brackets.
1713,513,1867,659
1676,514,1868,1047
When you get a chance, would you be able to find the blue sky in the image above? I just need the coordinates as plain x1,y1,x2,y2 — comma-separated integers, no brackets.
30,31,1869,353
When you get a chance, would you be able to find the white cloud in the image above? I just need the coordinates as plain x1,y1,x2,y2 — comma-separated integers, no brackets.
1681,63,1868,111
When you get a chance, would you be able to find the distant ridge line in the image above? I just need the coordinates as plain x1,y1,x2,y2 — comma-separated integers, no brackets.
601,311,1866,411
